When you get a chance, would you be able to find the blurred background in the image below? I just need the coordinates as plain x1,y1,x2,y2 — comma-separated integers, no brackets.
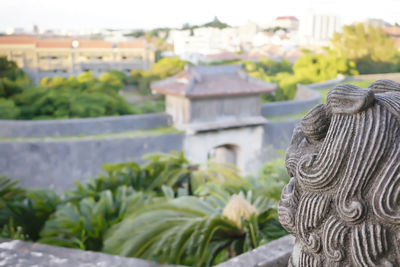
0,1,399,266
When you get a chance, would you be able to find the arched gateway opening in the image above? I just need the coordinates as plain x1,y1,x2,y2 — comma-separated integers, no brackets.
208,144,239,166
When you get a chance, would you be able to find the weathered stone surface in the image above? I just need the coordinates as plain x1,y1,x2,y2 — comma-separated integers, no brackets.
0,239,179,267
216,235,294,267
0,133,183,192
278,79,400,266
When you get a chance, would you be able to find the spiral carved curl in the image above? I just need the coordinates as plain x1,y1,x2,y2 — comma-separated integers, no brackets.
279,80,400,266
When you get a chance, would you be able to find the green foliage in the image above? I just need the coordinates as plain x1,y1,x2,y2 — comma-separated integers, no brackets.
203,16,230,29
182,17,230,31
0,78,24,98
130,57,187,95
0,98,20,119
292,51,358,83
124,30,146,38
130,99,165,114
39,187,150,250
103,192,284,266
331,24,400,74
0,176,25,209
247,158,291,202
0,189,60,240
240,53,358,102
0,56,31,87
0,64,134,119
98,72,124,92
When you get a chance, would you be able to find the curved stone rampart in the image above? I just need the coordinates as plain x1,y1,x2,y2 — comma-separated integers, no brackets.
261,76,348,117
0,113,171,138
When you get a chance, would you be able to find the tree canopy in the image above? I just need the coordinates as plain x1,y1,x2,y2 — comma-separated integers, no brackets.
331,24,400,73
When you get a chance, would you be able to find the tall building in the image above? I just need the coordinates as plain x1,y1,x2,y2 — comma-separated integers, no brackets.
0,35,155,83
299,11,341,46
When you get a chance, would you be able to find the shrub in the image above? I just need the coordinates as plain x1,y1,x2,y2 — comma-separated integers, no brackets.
0,98,20,119
0,188,60,240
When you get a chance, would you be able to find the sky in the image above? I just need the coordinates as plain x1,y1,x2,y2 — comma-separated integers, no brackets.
1,0,399,32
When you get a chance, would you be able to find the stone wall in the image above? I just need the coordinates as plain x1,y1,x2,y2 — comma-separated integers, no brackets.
0,235,293,267
0,77,350,191
0,113,171,137
216,235,294,267
0,239,179,267
264,119,299,150
184,125,265,174
0,133,183,192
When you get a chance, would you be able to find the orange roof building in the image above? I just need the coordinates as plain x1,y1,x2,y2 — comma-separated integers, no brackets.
0,35,156,83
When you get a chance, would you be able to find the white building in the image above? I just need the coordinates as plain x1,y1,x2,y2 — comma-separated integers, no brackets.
171,22,262,63
299,11,341,46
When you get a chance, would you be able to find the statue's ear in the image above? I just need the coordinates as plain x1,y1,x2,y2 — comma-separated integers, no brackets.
368,79,400,94
327,84,375,114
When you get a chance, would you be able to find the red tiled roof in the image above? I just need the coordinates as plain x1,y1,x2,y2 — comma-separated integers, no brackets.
151,65,276,98
78,40,113,49
276,16,298,21
0,35,39,45
207,51,241,61
36,39,73,48
394,37,400,47
384,26,400,36
117,40,146,49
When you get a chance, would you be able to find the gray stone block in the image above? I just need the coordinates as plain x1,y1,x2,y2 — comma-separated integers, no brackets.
0,133,184,192
215,235,294,267
0,239,179,267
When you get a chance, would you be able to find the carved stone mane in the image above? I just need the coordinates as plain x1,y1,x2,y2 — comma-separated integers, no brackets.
278,79,400,267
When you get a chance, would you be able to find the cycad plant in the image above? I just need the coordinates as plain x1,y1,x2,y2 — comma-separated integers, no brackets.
103,190,286,267
39,186,153,251
67,151,245,201
0,186,60,240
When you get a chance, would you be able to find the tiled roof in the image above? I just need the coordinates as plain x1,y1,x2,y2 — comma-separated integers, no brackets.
78,40,113,48
384,26,400,37
117,40,146,49
36,39,73,48
275,16,298,21
151,65,276,98
0,35,39,45
0,35,147,49
394,37,400,47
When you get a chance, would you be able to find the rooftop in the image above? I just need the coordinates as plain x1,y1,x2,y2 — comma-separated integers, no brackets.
151,65,276,99
0,35,39,45
275,16,298,21
36,38,73,48
0,35,148,49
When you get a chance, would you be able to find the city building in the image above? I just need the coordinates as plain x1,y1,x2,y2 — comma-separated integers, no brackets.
299,11,341,46
0,35,155,83
151,64,276,172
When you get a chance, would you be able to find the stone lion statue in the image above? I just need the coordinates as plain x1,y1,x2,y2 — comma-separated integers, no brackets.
278,79,400,267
